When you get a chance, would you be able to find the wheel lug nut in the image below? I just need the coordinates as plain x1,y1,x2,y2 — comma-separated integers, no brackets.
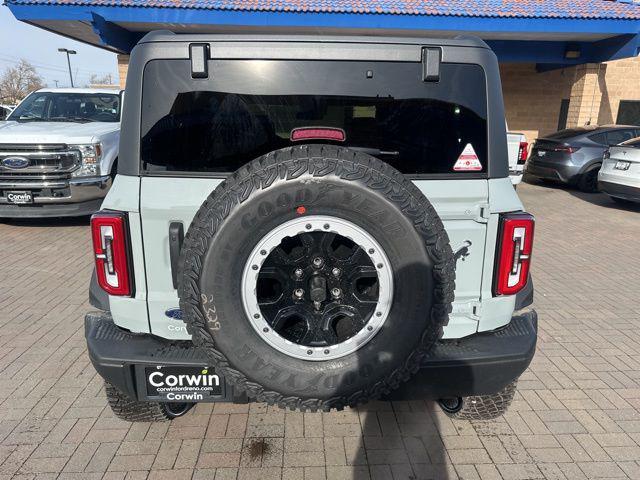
332,267,341,277
331,287,342,299
312,257,324,268
294,288,304,299
294,268,304,278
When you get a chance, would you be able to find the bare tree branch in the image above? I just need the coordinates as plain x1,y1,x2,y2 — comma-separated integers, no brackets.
0,60,44,104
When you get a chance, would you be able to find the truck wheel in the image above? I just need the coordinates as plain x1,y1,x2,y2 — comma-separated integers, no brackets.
105,383,193,422
179,145,456,411
438,381,517,420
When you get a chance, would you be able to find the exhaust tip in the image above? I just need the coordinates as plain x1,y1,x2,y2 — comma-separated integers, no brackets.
437,397,463,414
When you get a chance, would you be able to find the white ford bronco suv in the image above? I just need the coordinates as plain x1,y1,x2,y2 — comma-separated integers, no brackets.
86,32,537,421
0,88,120,218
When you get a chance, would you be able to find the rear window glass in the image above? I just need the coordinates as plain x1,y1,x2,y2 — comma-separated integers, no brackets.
606,129,636,145
546,128,594,140
588,133,607,145
141,60,488,176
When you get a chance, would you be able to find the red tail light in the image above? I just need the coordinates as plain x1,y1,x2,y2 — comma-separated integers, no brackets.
494,213,535,296
517,141,528,164
91,211,133,296
553,145,580,154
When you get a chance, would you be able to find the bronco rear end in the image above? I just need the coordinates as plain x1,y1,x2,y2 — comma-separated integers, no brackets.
86,32,537,422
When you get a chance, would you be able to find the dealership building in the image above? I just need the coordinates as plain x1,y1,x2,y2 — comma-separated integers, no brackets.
7,0,640,143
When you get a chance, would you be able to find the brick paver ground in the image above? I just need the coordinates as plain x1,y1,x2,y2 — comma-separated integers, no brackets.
1,181,640,480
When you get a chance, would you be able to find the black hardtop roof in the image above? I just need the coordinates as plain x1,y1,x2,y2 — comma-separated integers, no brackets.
138,30,490,50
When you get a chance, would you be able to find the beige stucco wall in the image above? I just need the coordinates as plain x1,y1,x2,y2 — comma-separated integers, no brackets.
499,63,575,143
118,55,129,90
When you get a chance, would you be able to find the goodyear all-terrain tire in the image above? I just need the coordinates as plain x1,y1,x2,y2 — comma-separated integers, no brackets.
178,145,456,411
105,383,193,422
438,381,518,420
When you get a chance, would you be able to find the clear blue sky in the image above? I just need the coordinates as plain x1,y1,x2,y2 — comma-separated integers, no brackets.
0,5,118,87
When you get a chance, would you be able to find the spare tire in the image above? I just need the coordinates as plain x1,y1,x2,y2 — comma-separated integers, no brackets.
178,145,455,411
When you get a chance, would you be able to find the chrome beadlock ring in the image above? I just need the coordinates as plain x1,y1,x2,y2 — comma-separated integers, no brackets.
241,215,393,361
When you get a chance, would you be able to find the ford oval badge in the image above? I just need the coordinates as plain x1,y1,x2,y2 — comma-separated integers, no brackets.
165,308,183,320
2,156,30,169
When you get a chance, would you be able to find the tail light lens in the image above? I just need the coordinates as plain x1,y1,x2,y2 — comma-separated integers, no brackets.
494,213,535,296
603,148,611,160
517,141,528,164
553,145,580,154
91,211,133,296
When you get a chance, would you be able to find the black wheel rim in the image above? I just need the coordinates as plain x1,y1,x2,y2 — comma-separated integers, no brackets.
257,231,379,348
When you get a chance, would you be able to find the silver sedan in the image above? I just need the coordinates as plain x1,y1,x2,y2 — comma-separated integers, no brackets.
599,137,640,204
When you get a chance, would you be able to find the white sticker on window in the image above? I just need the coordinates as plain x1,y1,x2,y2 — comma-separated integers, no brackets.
453,143,482,171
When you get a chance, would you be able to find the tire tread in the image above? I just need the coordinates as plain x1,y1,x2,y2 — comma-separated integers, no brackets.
105,382,172,422
178,145,456,412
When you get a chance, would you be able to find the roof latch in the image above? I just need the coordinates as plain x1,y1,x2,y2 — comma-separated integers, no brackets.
422,47,441,82
190,43,209,79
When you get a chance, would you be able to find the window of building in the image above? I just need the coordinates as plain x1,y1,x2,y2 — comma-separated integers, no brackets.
616,100,640,126
557,99,570,131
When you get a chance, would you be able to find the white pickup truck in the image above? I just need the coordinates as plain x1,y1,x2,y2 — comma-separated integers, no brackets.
0,88,120,218
507,130,528,185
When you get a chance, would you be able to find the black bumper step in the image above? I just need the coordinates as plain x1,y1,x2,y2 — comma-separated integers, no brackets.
86,310,537,403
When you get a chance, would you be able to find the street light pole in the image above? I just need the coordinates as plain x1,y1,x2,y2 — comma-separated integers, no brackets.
57,48,77,87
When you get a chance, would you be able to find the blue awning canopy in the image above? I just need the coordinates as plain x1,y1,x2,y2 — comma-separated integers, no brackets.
6,0,640,64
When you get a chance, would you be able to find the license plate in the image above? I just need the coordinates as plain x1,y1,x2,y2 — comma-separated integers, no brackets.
537,151,546,157
615,160,631,171
6,191,33,204
145,366,223,401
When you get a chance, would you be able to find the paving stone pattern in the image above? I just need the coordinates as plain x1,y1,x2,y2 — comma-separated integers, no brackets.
1,182,640,479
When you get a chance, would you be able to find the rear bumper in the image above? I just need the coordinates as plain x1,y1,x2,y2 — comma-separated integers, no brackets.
598,180,640,202
85,309,537,403
526,161,580,184
385,310,537,400
0,175,110,217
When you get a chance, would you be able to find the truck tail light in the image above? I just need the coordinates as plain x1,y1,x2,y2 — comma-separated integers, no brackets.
517,141,529,164
494,213,535,296
91,211,133,296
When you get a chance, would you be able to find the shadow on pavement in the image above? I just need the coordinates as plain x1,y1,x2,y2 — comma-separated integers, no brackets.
355,399,452,480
